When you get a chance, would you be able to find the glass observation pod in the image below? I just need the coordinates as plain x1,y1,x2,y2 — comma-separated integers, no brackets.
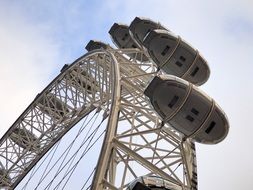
68,68,100,94
127,175,181,190
37,93,70,121
0,168,11,188
85,40,110,52
61,62,100,95
109,23,149,62
129,17,168,46
9,127,40,151
144,75,229,144
143,29,210,86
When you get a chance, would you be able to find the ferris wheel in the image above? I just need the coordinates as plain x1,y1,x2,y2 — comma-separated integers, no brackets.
0,17,229,190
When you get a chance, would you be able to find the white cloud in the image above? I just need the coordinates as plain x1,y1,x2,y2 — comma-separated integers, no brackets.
0,1,252,190
0,4,61,135
97,0,253,189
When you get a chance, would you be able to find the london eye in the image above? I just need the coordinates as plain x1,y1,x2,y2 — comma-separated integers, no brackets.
0,17,229,190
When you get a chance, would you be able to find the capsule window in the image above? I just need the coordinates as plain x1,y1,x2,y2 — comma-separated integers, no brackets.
161,35,169,39
168,95,179,108
205,121,216,134
132,182,148,190
175,61,183,67
186,115,194,122
191,67,199,77
122,33,129,41
161,45,170,56
180,56,186,62
154,100,166,118
191,108,199,116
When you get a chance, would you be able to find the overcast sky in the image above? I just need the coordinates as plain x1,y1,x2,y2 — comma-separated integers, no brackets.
0,0,253,189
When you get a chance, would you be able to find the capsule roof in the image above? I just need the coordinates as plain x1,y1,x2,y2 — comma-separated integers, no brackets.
127,175,181,190
129,17,168,45
85,40,109,51
109,23,140,49
69,68,100,94
144,75,229,144
143,29,210,86
38,94,70,120
109,23,149,62
10,128,40,150
0,168,11,188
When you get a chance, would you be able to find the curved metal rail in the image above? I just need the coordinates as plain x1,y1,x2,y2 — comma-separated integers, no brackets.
0,48,197,190
0,50,116,189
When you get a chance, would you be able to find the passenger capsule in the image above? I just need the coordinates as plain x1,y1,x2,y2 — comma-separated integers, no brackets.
0,168,11,188
129,17,168,45
60,64,70,73
109,23,140,49
144,76,229,144
9,128,40,150
143,29,210,86
127,175,181,190
109,23,149,61
38,94,70,120
85,40,109,51
60,61,100,95
69,68,100,94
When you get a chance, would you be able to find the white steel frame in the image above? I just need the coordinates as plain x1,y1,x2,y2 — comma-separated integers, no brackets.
0,48,197,190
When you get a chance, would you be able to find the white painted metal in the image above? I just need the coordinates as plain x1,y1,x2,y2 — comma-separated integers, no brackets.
0,50,115,189
0,47,197,190
90,48,197,190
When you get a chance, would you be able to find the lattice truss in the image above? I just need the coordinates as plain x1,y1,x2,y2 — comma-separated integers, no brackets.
91,49,197,190
0,48,197,190
0,51,114,188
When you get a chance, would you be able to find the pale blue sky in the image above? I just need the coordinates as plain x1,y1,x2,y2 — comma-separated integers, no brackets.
0,0,253,189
